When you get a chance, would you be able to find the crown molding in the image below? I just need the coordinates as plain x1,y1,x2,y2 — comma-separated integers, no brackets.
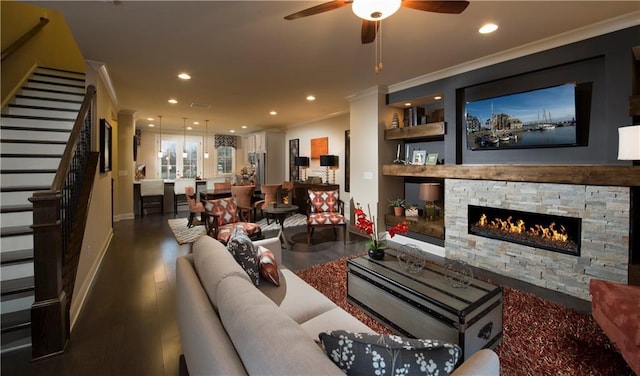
87,59,118,108
389,11,640,94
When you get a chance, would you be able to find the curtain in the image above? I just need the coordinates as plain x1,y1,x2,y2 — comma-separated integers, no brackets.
214,135,237,148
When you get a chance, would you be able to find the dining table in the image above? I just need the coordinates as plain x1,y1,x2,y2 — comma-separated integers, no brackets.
199,189,232,201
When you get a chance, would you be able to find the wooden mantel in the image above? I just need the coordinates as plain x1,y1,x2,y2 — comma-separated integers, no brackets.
382,164,640,187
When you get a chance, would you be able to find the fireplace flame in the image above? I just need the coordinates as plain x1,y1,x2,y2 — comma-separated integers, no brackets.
480,214,569,244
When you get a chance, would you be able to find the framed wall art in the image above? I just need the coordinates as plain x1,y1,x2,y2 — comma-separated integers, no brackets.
311,137,328,159
100,118,112,173
289,138,299,181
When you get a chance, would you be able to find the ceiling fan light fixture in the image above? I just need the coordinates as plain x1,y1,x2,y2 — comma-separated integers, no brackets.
352,0,401,21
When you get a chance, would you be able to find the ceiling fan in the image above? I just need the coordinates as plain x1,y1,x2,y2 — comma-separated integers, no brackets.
284,0,470,44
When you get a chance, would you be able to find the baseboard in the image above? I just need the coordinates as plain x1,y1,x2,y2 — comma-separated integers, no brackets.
114,212,135,222
69,229,113,330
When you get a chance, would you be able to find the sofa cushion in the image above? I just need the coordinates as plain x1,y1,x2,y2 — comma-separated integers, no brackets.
193,235,250,310
217,275,344,375
299,307,376,340
227,227,260,285
257,245,280,286
259,268,336,324
176,255,247,375
318,330,461,376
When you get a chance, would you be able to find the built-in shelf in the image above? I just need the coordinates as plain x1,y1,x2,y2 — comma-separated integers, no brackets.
384,214,445,240
384,122,445,140
382,164,640,187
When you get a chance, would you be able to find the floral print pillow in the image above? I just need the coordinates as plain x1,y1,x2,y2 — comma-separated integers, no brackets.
318,330,461,376
226,226,260,286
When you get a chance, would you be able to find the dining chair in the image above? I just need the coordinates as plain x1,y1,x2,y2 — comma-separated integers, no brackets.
231,185,256,222
185,185,205,227
139,179,165,216
253,183,281,223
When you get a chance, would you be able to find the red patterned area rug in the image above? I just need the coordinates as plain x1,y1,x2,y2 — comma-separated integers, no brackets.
295,257,632,376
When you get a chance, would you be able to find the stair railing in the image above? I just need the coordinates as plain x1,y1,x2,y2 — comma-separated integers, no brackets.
1,17,49,62
28,84,96,360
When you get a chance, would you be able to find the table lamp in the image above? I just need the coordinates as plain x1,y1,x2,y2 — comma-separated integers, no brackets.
294,156,310,182
419,183,441,221
320,155,338,184
618,125,640,163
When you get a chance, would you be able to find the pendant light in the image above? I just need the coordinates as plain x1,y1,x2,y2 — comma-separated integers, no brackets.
182,118,187,158
204,119,209,159
157,115,163,158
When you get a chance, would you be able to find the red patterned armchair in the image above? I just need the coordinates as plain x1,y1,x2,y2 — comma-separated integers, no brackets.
202,197,262,244
589,279,640,375
306,189,347,244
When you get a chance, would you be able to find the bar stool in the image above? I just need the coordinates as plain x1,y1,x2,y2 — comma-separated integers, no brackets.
140,179,165,216
174,178,195,216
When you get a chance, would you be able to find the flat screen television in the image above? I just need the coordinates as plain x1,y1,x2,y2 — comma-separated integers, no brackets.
465,83,579,150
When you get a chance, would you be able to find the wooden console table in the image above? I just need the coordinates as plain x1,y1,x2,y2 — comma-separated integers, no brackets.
347,251,503,361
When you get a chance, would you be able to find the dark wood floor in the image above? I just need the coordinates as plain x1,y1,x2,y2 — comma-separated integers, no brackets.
2,212,590,375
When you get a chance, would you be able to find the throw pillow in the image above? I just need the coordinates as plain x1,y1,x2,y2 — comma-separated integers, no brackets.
226,226,260,286
256,245,280,286
318,330,461,376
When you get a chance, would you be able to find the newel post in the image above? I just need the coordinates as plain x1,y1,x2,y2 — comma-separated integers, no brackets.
28,190,68,359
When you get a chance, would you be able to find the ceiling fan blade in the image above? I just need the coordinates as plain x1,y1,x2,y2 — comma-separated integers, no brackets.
284,0,351,20
361,20,378,44
401,1,469,14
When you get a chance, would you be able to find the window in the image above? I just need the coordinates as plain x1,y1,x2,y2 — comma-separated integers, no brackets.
183,141,199,178
217,145,234,175
161,140,177,179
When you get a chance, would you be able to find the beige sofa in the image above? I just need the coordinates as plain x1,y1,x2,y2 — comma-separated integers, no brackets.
176,235,500,375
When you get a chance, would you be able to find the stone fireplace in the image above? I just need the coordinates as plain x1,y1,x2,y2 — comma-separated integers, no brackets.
445,179,630,300
468,205,582,256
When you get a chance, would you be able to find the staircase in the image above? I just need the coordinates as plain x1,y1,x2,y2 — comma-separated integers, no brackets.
1,67,86,353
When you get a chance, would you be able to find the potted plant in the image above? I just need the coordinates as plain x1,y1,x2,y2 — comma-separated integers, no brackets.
388,198,406,217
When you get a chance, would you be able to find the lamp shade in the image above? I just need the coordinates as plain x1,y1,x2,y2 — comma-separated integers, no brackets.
320,155,338,168
294,156,310,167
618,125,640,160
419,183,440,202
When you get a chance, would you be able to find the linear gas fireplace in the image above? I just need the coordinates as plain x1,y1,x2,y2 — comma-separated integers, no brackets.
468,205,581,256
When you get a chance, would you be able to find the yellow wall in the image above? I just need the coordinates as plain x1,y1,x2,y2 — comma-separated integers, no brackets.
1,1,85,106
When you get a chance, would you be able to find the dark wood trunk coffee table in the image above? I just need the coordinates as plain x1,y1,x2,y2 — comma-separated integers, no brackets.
347,249,503,361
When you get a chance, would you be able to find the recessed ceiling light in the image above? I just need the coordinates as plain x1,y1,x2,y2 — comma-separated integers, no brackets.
306,95,316,101
479,23,498,34
434,96,442,100
404,102,412,107
178,73,191,80
193,121,199,125
187,126,193,130
168,98,178,104
241,125,248,129
270,110,277,116
147,117,154,121
148,123,155,127
230,130,235,133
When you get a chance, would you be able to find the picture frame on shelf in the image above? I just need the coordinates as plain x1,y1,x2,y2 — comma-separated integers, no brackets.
411,150,426,165
426,153,439,165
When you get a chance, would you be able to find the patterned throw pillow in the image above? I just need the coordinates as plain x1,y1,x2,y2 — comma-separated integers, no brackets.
256,246,280,286
318,330,461,376
226,226,260,286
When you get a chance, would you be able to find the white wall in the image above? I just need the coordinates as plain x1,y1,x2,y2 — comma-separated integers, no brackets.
285,113,350,206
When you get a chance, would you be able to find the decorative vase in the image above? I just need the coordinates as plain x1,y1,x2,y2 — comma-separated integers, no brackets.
368,247,385,260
